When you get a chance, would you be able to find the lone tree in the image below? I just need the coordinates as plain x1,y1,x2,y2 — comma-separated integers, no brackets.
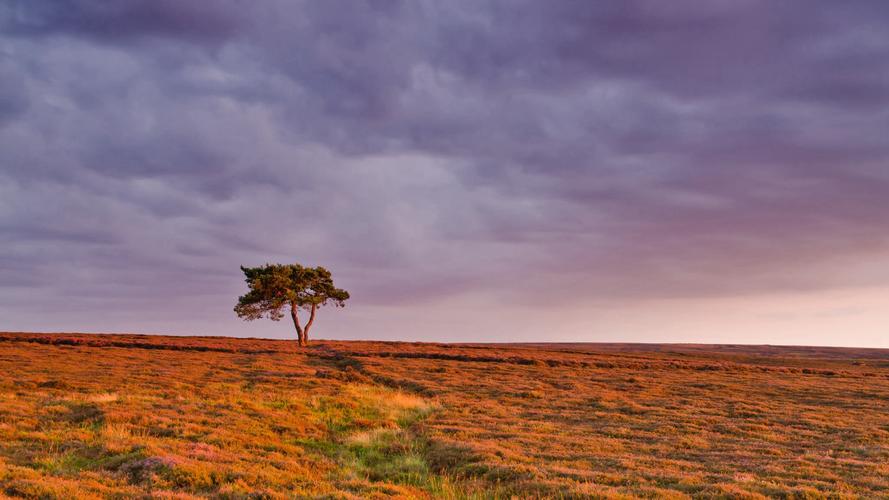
234,263,350,346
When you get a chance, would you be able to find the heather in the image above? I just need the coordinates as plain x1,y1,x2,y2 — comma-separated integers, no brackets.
0,333,887,498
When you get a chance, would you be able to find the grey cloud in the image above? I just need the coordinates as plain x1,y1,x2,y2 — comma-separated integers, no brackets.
1,0,242,42
2,1,889,340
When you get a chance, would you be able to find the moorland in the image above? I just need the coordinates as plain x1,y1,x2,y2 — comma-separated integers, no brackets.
0,332,887,498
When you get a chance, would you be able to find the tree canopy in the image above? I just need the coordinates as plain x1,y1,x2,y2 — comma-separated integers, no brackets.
234,263,349,346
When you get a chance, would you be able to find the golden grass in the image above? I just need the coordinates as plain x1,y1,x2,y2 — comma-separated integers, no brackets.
0,332,887,498
82,393,119,404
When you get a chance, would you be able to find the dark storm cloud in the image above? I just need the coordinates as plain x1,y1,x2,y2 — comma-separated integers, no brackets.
1,0,242,42
2,1,889,337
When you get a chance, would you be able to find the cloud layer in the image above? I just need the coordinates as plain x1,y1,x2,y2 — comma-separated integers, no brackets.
2,1,889,344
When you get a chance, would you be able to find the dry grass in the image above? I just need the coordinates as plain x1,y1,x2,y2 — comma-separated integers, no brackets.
0,332,887,498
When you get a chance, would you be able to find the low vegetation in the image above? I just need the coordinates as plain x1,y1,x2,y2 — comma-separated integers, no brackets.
0,332,887,498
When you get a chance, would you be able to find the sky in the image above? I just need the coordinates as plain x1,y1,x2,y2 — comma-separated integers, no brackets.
1,1,889,347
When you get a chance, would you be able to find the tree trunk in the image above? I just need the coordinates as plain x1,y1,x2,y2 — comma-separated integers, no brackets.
290,302,305,347
303,303,317,346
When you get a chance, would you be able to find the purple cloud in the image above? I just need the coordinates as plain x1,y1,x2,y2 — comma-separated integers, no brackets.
1,1,888,344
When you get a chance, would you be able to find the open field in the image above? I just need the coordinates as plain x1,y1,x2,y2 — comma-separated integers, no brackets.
0,333,887,498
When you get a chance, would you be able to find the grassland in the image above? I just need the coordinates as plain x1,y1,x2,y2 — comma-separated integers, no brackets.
0,332,887,498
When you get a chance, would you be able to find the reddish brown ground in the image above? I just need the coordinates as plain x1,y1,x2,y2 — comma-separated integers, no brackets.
0,332,887,498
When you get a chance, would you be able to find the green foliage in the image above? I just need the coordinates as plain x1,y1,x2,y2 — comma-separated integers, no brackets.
233,263,350,322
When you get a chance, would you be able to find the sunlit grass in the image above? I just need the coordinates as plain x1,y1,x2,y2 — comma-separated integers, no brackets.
0,332,886,498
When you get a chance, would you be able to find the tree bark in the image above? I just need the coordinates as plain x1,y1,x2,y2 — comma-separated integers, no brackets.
290,302,305,347
303,303,317,346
